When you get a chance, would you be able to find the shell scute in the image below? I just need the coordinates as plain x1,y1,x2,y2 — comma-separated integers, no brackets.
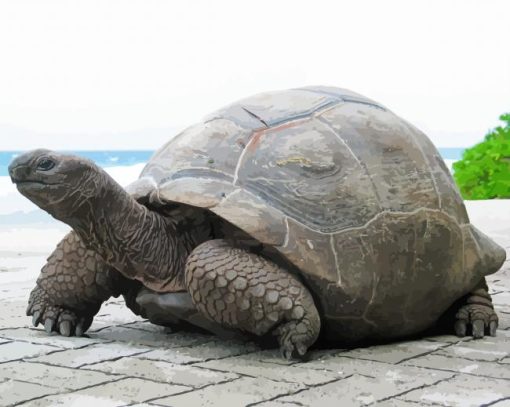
319,103,443,215
236,117,380,233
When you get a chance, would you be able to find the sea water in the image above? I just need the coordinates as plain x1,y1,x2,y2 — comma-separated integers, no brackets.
0,151,154,177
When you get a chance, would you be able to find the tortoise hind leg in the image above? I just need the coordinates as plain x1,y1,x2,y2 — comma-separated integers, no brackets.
438,225,504,339
184,239,321,359
453,278,498,338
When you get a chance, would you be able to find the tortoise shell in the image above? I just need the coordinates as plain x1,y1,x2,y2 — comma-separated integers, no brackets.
128,86,505,341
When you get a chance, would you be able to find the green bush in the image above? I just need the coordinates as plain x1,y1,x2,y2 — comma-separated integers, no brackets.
453,113,510,199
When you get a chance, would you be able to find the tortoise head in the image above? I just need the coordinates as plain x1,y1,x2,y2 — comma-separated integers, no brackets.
8,149,103,221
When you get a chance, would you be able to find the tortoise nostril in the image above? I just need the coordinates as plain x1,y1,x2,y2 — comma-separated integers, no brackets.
8,154,28,179
7,162,19,178
8,164,21,182
8,163,30,183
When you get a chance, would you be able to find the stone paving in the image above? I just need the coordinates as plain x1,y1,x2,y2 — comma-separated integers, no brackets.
0,237,509,406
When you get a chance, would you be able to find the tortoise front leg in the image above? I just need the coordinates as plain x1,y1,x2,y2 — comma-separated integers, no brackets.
27,231,141,336
184,239,321,359
453,278,498,339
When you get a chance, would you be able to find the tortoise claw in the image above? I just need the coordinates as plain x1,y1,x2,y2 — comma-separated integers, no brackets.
26,303,33,316
59,320,72,337
489,320,498,336
454,302,498,339
454,319,467,337
472,319,485,339
75,321,84,337
32,312,42,327
274,321,312,360
281,347,293,360
44,318,55,334
75,316,91,337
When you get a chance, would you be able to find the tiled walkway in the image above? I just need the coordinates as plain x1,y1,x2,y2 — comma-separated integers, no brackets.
0,234,509,406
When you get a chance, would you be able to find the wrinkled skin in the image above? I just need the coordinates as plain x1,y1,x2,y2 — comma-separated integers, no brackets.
9,149,204,293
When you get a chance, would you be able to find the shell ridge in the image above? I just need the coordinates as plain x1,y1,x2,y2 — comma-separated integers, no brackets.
342,98,386,111
275,206,468,238
296,86,386,111
401,226,418,326
361,267,379,328
240,107,269,128
261,99,340,128
329,234,342,286
232,129,259,186
282,216,290,248
202,112,266,131
295,86,343,100
169,169,234,183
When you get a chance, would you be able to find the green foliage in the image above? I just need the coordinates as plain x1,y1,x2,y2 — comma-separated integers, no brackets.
453,113,510,199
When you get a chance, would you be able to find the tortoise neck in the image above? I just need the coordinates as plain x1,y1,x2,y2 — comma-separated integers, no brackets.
69,170,187,291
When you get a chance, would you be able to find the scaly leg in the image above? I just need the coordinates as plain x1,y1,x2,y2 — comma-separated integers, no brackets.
184,239,321,359
27,231,141,336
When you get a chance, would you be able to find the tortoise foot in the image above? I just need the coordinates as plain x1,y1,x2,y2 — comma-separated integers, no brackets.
273,320,315,360
454,282,498,339
27,285,93,337
455,303,498,339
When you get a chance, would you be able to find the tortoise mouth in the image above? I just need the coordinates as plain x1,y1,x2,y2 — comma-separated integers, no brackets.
13,179,55,188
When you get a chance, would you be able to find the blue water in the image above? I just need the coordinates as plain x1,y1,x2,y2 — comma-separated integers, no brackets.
0,150,154,176
0,148,464,177
438,147,465,160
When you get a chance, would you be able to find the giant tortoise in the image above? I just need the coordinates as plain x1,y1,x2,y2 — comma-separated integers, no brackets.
9,86,506,358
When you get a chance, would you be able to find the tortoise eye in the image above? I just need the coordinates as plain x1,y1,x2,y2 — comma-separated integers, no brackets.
36,158,56,171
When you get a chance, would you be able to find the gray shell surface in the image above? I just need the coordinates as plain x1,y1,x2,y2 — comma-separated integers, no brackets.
129,86,505,341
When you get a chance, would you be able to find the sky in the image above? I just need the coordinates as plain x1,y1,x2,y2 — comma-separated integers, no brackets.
0,0,509,150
